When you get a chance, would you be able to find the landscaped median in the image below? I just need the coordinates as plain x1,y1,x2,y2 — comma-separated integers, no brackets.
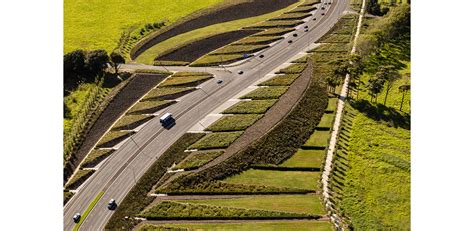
73,191,104,231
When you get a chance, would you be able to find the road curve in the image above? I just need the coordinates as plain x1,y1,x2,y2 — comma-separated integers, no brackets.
63,0,349,230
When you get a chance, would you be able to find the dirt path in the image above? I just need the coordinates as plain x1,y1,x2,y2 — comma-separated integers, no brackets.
321,0,366,229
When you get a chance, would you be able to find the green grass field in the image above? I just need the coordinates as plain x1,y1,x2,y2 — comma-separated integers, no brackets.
224,169,319,191
206,114,263,132
240,86,289,99
64,0,225,53
279,149,326,168
180,194,325,215
317,113,335,129
188,131,243,150
222,100,277,114
174,150,224,170
135,1,302,64
326,97,338,112
258,74,300,86
303,130,331,148
139,221,334,231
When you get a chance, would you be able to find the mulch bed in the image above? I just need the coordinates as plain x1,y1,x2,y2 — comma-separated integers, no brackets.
155,30,259,62
63,74,167,184
131,0,298,59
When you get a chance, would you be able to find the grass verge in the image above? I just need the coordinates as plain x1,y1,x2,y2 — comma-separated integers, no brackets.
73,191,104,231
173,150,224,170
188,131,244,150
206,114,263,132
222,100,277,114
240,86,289,99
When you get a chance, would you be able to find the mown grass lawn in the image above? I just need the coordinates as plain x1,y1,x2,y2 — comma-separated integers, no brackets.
64,0,225,53
206,114,263,132
189,131,243,150
180,194,325,215
303,130,331,148
158,76,212,87
279,149,326,168
326,97,338,112
240,86,289,99
139,221,334,231
317,113,335,129
224,169,319,191
135,1,302,64
222,99,277,114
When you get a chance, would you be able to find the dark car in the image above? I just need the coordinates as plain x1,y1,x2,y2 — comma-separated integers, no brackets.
108,199,117,210
322,12,325,15
259,54,265,58
293,33,298,37
322,6,325,10
304,25,309,29
217,79,223,84
313,18,317,20
73,213,81,223
288,40,293,43
238,70,244,75
304,29,309,32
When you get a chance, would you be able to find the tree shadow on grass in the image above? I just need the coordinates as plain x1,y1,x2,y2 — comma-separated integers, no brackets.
350,99,410,130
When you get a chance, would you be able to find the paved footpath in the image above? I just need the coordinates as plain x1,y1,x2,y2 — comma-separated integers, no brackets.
320,0,366,230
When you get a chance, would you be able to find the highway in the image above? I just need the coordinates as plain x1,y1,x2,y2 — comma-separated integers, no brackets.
63,0,349,229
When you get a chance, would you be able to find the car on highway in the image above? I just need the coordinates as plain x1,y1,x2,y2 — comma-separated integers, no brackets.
160,113,174,127
322,12,325,15
313,18,317,20
259,54,264,58
288,40,293,43
293,33,298,37
216,79,223,84
304,29,309,32
73,213,81,223
238,70,244,75
304,25,309,29
107,199,117,210
321,6,325,10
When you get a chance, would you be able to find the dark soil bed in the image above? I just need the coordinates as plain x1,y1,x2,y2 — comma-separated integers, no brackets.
155,30,259,63
131,0,298,59
63,73,168,184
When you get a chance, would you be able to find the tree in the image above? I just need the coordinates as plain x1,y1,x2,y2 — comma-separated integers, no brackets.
110,51,125,74
366,77,384,103
328,58,350,94
85,49,110,81
64,50,86,95
348,54,364,99
326,75,342,93
398,84,410,111
375,65,401,106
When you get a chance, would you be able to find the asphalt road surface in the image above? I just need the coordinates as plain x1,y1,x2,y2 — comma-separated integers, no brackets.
64,0,349,229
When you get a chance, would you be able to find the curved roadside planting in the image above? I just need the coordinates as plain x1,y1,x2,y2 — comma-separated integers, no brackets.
130,0,299,60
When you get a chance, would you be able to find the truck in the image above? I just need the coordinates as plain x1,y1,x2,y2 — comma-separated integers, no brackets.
159,113,175,127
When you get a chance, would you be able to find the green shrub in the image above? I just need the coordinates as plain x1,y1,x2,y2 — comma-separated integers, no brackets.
159,76,213,87
292,56,309,63
206,114,263,132
311,52,347,63
253,28,295,36
258,74,300,86
223,100,277,114
141,87,195,101
105,133,205,230
112,114,154,130
81,149,114,168
240,87,289,100
96,131,133,148
275,63,307,74
140,201,318,220
189,132,244,150
173,150,224,170
127,100,176,115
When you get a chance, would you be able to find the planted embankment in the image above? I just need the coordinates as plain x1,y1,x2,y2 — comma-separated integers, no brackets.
131,0,298,59
63,73,168,184
155,30,259,63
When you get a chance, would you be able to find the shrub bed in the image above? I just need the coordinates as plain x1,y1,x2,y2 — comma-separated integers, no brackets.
96,131,134,148
300,0,322,6
258,74,300,86
311,52,347,63
65,169,95,190
317,113,335,129
139,201,317,220
81,149,114,168
153,61,190,66
134,69,173,75
173,72,212,77
285,5,316,13
112,115,154,131
240,87,289,99
321,34,353,43
222,100,277,114
233,36,282,45
173,150,224,170
247,20,304,29
292,55,310,63
105,133,205,230
190,54,247,67
253,28,295,36
212,44,269,55
206,114,264,132
270,12,311,21
188,132,244,150
127,101,176,115
310,43,350,53
158,76,213,87
142,87,196,101
275,63,307,74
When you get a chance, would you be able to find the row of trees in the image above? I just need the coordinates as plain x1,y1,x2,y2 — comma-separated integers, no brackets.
64,50,125,95
326,4,411,111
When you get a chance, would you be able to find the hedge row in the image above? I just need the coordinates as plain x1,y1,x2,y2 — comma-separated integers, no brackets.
105,133,205,230
162,61,328,191
139,201,318,220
